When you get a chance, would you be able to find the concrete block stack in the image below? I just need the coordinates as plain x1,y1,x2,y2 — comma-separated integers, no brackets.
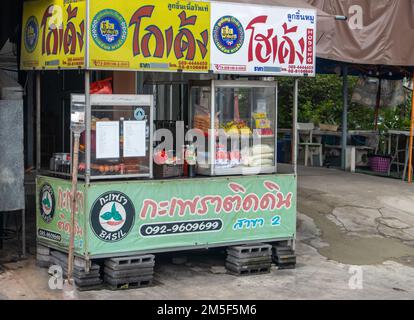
272,245,296,269
36,244,51,268
103,254,155,290
226,243,272,276
50,250,103,291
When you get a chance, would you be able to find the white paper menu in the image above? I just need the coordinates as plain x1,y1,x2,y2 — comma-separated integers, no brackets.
123,120,146,157
96,121,120,159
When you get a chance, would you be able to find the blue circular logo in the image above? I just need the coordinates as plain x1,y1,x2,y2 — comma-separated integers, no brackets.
24,16,39,53
213,16,244,54
134,108,146,120
91,9,127,51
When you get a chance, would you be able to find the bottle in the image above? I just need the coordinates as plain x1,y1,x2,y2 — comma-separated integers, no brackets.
186,144,197,178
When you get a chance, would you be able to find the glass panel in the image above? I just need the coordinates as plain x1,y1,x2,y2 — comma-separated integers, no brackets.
190,85,212,167
215,85,276,171
79,104,151,177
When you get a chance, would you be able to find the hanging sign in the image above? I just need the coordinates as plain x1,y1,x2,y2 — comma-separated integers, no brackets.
88,0,210,72
20,0,86,70
21,0,316,76
210,2,316,76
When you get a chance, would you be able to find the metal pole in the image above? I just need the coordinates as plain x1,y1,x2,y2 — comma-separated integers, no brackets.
341,64,349,170
408,74,414,183
374,78,382,131
36,72,41,170
210,80,216,176
85,71,91,184
292,78,299,175
275,82,278,172
26,73,34,168
67,132,80,284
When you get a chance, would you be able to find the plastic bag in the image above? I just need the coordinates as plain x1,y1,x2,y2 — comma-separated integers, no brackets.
90,78,113,94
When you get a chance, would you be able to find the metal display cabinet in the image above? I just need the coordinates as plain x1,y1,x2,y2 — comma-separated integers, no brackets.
70,94,154,181
189,80,278,176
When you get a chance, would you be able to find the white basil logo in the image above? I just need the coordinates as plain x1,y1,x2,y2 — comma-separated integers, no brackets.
39,183,55,223
90,191,135,242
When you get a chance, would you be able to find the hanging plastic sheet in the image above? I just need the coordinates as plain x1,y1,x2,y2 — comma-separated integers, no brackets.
351,76,405,109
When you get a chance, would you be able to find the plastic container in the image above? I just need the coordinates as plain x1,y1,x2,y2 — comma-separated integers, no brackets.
154,164,183,179
369,155,390,173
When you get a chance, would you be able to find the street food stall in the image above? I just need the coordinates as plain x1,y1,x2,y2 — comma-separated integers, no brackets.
21,0,316,262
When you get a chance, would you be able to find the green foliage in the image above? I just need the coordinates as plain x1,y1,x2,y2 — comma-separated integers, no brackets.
277,74,411,131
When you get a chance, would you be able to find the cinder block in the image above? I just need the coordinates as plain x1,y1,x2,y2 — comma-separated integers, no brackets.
225,262,271,276
105,255,155,271
272,245,294,256
273,255,296,265
226,255,271,267
36,254,50,262
62,267,101,280
107,254,155,266
36,245,50,256
277,263,296,270
76,283,105,292
50,251,99,272
104,275,153,290
227,243,272,259
74,257,88,269
50,250,67,261
74,277,103,288
104,267,154,278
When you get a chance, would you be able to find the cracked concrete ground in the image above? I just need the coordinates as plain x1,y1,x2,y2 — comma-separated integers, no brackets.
1,166,414,299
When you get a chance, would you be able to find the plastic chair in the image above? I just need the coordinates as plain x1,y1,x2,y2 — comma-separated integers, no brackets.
297,123,323,167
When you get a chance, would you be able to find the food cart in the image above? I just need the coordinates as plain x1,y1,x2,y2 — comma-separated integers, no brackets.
21,0,316,265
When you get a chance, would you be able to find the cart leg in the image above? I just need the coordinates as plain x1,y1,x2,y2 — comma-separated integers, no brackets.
289,238,296,252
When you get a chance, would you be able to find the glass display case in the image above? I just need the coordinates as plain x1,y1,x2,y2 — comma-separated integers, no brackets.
189,80,277,176
71,94,154,180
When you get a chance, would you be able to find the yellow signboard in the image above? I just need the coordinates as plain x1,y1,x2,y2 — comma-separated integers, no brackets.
20,0,86,70
88,0,210,72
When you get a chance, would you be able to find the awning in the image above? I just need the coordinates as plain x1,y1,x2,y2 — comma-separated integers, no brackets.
306,0,414,67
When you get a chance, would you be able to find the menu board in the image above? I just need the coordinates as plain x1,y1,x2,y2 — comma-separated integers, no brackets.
96,121,120,159
123,121,146,157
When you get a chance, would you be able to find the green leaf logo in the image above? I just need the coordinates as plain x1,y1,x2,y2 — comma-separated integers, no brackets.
42,195,51,209
100,203,123,221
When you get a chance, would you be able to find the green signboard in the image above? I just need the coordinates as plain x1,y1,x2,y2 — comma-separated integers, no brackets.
36,177,86,255
37,174,296,258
